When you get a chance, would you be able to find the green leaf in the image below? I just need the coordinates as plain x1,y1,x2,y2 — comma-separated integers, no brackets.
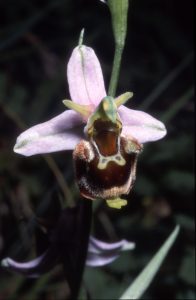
119,225,180,300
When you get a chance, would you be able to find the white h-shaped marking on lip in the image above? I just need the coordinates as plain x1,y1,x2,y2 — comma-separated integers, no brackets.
97,154,126,170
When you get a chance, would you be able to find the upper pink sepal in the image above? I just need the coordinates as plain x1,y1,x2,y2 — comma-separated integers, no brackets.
67,46,107,106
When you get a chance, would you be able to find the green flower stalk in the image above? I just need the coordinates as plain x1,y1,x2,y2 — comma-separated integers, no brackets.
108,0,129,96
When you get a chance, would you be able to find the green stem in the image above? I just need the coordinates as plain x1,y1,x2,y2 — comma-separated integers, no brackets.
108,43,124,97
107,0,129,97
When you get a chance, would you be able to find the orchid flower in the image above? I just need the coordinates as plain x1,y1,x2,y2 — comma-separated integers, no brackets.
13,45,166,209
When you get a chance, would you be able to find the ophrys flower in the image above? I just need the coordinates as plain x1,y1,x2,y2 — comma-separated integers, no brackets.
14,45,166,209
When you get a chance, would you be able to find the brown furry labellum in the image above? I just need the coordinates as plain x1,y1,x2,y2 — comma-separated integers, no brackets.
73,119,142,209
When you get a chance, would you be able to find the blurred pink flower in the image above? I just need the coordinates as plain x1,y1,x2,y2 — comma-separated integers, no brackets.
1,206,135,277
1,237,135,277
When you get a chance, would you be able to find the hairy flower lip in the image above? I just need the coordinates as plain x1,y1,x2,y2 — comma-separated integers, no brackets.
13,44,166,157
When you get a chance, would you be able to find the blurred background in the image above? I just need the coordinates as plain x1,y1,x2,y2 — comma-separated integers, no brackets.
0,0,194,299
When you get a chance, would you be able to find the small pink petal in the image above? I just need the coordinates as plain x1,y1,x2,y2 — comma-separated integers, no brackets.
1,255,44,278
67,45,106,106
1,245,60,278
86,253,119,267
118,106,167,143
86,236,135,267
88,236,135,253
14,110,84,156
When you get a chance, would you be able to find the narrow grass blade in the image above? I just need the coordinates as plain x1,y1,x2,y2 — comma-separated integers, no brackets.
119,225,180,300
